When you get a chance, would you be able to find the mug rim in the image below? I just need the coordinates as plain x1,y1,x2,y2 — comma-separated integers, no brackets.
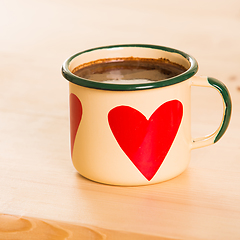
62,44,198,91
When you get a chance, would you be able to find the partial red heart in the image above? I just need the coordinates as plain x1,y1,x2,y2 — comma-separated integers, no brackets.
70,93,82,157
108,100,183,181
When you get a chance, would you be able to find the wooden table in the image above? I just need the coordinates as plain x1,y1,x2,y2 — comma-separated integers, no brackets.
0,0,240,239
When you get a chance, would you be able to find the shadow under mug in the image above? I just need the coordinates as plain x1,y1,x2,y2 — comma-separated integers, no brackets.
62,44,232,186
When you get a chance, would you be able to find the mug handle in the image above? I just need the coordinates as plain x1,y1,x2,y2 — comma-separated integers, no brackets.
190,76,232,150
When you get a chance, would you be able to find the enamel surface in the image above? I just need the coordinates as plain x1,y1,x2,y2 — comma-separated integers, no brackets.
63,45,231,186
70,80,192,186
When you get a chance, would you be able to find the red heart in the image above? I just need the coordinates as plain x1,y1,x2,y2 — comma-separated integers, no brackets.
70,93,82,157
108,100,183,181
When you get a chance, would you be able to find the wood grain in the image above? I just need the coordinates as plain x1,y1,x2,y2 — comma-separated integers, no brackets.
0,214,176,240
0,0,240,239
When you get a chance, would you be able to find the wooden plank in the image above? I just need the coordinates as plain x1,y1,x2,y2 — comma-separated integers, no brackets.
0,0,240,239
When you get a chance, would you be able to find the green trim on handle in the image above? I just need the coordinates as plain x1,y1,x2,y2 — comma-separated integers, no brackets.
208,77,232,143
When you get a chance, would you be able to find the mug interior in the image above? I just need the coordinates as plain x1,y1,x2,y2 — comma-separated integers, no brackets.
62,44,198,90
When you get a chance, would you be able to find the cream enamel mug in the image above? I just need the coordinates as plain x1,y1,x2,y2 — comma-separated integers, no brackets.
62,44,232,186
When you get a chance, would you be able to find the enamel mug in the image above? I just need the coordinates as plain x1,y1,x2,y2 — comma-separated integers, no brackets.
62,44,232,186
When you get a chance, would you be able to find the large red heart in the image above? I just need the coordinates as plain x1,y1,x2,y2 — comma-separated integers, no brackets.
70,93,82,157
108,100,183,181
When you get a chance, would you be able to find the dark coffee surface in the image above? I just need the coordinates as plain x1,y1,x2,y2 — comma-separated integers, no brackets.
72,58,187,83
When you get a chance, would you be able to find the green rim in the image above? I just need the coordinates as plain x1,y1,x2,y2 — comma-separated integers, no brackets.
208,77,232,143
62,44,198,91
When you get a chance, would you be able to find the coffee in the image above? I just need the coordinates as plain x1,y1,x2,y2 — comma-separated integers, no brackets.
72,57,187,84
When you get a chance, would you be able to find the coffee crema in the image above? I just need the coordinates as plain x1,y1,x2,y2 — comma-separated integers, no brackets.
72,57,187,84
